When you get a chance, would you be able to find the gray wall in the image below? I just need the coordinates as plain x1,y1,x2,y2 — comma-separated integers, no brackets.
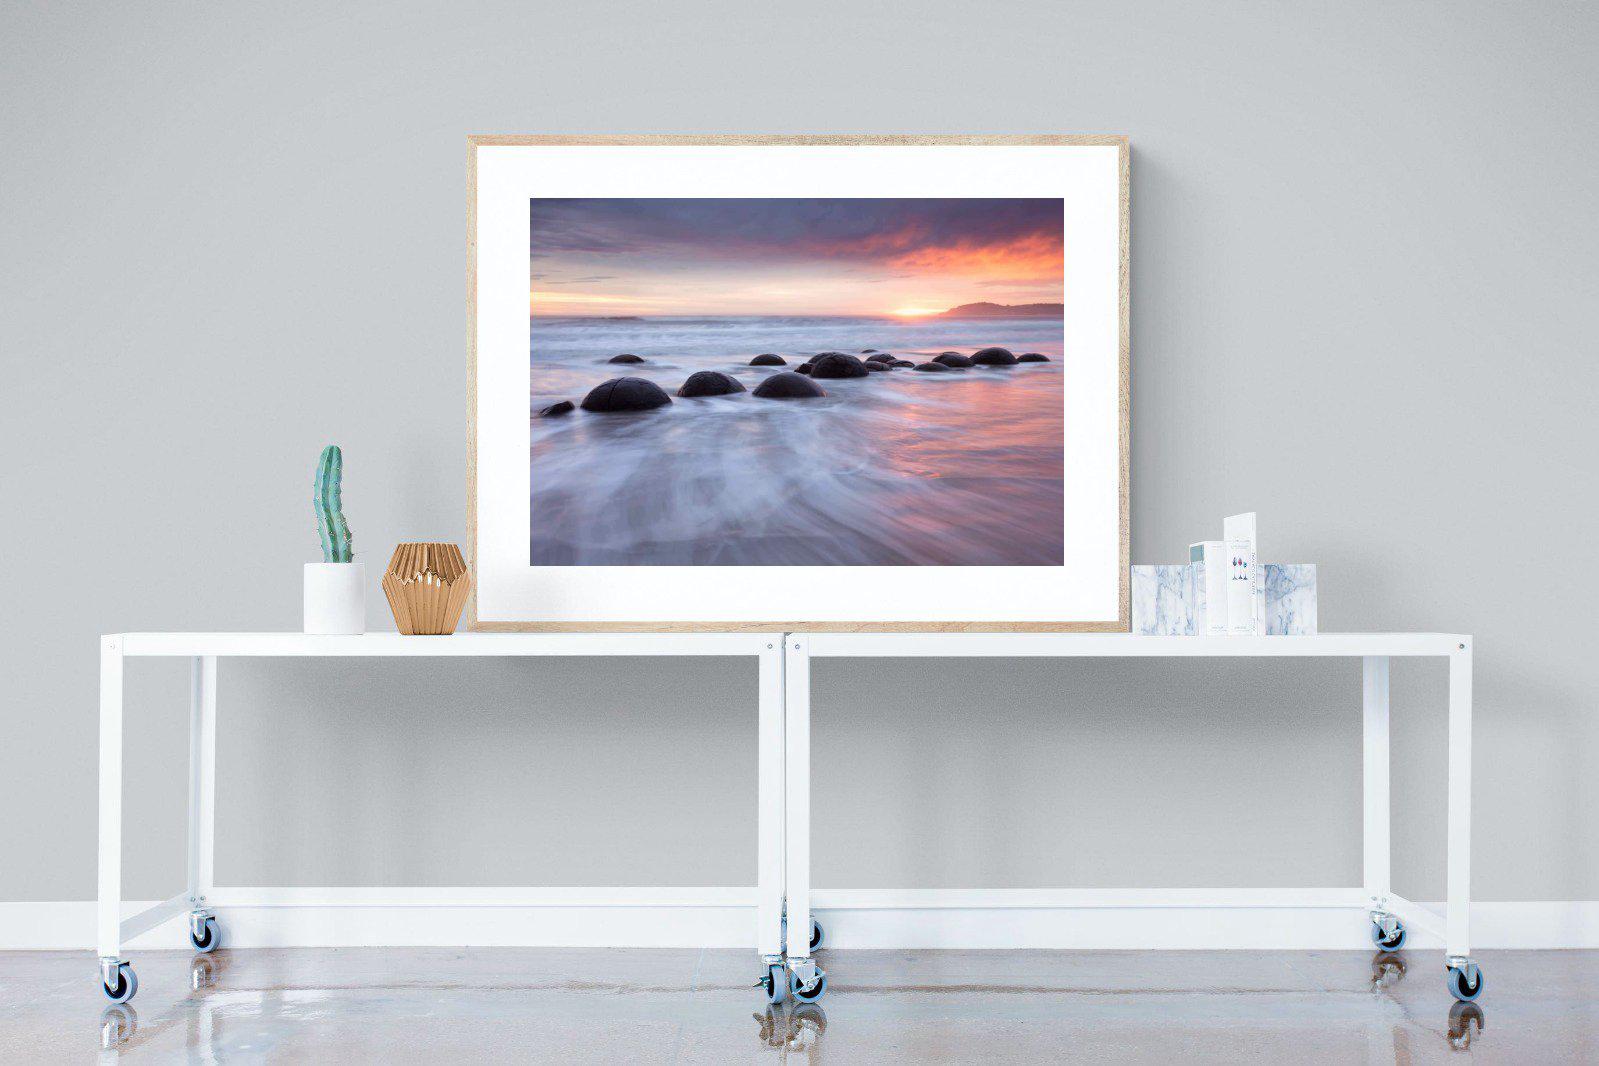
3,2,1596,905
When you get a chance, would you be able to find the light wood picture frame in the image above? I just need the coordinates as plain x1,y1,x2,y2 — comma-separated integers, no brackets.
468,134,1129,632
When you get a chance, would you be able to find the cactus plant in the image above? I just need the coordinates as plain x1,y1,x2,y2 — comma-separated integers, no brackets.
313,445,353,562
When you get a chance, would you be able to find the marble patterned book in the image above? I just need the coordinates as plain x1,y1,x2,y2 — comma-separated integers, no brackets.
1264,563,1318,635
1131,564,1197,635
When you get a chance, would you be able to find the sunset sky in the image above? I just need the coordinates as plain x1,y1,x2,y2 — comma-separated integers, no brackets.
529,198,1063,317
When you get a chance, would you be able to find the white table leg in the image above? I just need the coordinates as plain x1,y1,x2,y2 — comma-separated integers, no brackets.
783,635,815,983
186,656,217,913
1362,656,1391,910
1446,642,1473,960
756,639,784,961
97,637,124,962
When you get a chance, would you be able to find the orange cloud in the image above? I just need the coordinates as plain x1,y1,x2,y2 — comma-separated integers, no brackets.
887,232,1063,281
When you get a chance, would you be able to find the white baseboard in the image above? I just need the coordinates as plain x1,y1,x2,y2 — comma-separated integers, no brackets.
5,889,1597,951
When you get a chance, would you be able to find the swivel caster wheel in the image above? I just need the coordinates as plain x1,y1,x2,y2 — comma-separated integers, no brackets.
810,917,825,952
789,967,827,1003
102,961,138,1004
190,913,220,953
1370,916,1405,952
759,963,787,1005
1447,960,1484,1002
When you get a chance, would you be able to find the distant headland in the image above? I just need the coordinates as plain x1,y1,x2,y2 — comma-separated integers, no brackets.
935,302,1064,319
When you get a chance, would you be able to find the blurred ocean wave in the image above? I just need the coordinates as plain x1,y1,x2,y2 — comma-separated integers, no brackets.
529,315,1065,566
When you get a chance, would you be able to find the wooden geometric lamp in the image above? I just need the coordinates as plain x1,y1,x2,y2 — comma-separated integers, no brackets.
381,542,472,635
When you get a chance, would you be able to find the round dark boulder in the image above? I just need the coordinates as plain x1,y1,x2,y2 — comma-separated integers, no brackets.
580,376,672,412
753,371,826,399
804,351,845,365
862,348,878,354
538,400,575,417
1017,352,1050,363
677,370,746,398
795,363,814,375
971,347,1018,366
810,353,870,379
865,352,896,364
933,353,974,368
749,354,786,366
864,360,889,372
891,359,915,368
913,361,951,372
607,353,645,364
940,351,961,357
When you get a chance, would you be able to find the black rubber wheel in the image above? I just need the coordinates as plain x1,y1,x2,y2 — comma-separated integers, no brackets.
190,916,219,953
1448,964,1484,1002
1370,921,1405,952
761,964,786,1004
102,963,137,1004
810,918,824,952
789,970,827,1002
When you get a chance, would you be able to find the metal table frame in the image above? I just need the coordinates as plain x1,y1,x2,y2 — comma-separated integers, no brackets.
779,632,1480,1002
96,630,1478,1004
95,632,788,1001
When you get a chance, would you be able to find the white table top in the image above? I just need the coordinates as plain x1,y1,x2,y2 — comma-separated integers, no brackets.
802,632,1467,657
105,632,1468,658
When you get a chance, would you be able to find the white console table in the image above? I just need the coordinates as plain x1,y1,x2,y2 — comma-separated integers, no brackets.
94,632,789,1005
96,631,1481,1006
778,633,1482,1004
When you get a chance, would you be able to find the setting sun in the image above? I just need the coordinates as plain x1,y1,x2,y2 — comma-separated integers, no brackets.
891,307,939,317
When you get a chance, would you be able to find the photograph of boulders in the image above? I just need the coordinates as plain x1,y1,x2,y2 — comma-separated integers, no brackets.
529,198,1065,566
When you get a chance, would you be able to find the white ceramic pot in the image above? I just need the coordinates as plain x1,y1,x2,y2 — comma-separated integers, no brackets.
303,561,366,634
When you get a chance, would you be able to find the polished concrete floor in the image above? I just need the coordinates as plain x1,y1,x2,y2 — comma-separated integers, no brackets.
3,946,1596,1063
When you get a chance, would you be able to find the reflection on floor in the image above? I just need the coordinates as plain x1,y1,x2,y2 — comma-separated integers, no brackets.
4,946,1596,1063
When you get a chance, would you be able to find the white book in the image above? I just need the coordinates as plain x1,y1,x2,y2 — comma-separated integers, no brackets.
1223,513,1260,636
1189,541,1228,635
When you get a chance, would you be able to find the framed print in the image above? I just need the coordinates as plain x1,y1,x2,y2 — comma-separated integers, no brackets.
468,135,1129,631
